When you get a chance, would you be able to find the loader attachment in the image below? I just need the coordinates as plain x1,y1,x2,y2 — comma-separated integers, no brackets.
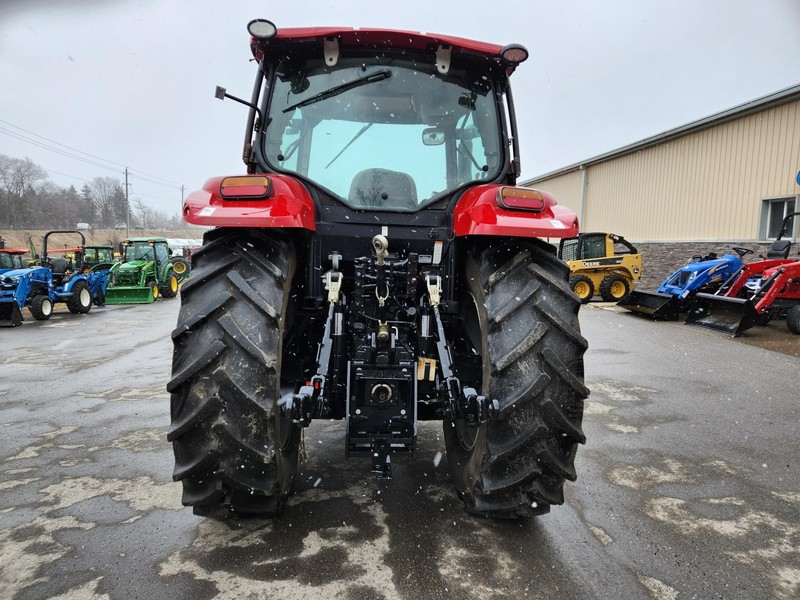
0,301,24,327
685,293,757,337
617,290,682,320
104,285,156,304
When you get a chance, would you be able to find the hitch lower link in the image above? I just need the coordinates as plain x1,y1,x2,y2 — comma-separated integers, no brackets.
425,274,499,427
448,378,498,426
281,269,344,427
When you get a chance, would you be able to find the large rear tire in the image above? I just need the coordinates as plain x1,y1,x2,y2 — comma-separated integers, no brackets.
167,228,300,517
170,257,190,275
445,240,589,518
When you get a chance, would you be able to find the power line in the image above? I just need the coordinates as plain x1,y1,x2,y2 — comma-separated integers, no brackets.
0,118,184,190
0,127,123,174
0,118,127,170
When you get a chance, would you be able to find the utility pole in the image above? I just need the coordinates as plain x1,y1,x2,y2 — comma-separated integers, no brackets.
125,167,130,238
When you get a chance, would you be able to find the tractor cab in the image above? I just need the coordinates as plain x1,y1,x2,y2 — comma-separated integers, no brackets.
80,245,116,269
0,249,27,274
248,27,525,212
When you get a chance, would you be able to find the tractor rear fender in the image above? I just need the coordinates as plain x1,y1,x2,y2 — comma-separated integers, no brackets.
452,185,579,239
182,174,316,230
60,275,89,294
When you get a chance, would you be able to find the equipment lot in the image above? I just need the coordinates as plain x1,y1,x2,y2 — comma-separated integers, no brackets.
1,300,797,599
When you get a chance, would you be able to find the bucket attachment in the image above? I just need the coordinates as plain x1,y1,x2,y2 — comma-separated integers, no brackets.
0,302,24,327
685,293,757,337
104,285,156,304
617,290,682,320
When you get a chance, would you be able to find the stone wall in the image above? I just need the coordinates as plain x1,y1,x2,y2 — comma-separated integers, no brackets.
634,241,776,289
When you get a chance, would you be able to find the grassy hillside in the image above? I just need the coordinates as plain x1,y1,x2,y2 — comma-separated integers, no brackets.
0,228,208,254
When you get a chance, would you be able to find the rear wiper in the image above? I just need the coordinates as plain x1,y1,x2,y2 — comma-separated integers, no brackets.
282,68,392,113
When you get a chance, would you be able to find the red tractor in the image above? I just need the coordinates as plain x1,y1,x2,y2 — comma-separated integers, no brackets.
687,212,800,335
168,20,588,519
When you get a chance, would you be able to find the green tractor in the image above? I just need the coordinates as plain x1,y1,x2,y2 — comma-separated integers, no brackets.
106,237,189,304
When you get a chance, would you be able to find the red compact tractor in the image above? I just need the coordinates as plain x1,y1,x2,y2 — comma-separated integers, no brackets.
168,20,589,519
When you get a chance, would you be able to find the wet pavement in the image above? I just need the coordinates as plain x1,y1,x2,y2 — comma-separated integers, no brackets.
0,298,797,599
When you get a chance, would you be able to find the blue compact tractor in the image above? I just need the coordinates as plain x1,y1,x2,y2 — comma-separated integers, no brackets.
0,231,100,326
617,247,753,320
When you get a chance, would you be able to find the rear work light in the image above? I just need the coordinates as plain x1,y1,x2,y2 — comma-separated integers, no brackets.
500,44,529,65
497,187,547,212
219,176,272,200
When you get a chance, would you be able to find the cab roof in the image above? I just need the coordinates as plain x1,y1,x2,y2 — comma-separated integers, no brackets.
251,27,516,72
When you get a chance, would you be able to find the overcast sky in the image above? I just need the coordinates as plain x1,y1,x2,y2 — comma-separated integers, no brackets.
2,0,799,214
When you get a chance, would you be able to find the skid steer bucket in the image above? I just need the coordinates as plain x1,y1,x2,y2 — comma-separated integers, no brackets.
0,302,23,327
617,290,682,320
685,293,757,336
104,285,156,304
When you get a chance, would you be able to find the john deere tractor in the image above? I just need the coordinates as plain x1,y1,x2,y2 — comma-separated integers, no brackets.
168,20,589,519
106,237,187,303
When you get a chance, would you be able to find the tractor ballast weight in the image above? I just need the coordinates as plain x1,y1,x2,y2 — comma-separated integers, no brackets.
618,249,750,320
168,21,588,519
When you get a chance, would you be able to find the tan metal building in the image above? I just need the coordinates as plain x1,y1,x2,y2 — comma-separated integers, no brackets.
522,85,800,242
521,84,800,285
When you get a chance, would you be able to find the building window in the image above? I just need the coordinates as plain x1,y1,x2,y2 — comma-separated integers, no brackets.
760,196,797,240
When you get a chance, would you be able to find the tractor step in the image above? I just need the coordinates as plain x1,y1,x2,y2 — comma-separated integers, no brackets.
617,290,682,321
685,293,758,337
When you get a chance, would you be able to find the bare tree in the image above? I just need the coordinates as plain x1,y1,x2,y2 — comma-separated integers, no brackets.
131,197,151,229
87,176,124,228
0,154,48,228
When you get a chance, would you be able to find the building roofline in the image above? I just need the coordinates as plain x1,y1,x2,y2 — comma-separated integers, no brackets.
521,82,800,185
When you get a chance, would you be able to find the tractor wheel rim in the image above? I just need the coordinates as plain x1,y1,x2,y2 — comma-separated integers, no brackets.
80,288,91,306
174,262,186,274
43,300,52,316
170,277,178,292
152,285,159,299
575,282,590,298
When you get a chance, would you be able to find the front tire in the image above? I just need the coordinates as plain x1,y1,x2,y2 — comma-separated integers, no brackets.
787,305,800,334
30,295,53,321
67,280,93,314
167,228,300,517
569,274,594,304
599,274,631,302
445,240,589,518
